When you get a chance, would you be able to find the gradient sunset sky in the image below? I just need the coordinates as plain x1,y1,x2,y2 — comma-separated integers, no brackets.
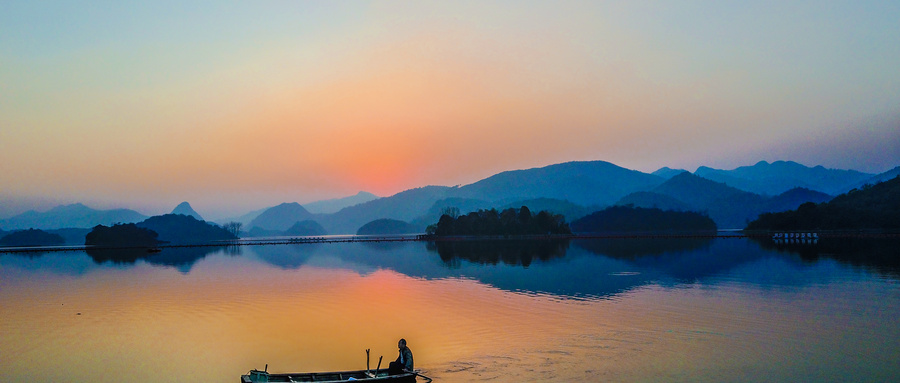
2,1,899,219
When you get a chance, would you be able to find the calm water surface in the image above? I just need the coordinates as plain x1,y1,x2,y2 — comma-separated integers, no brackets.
1,237,898,382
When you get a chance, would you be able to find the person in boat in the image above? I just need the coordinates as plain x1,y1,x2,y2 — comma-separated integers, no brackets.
388,338,413,374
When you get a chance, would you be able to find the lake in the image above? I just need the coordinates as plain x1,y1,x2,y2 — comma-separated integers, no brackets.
1,236,898,382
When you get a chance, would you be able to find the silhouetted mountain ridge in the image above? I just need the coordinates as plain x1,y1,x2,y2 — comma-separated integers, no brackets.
453,161,665,206
0,203,147,230
318,186,453,234
695,160,872,196
303,191,379,214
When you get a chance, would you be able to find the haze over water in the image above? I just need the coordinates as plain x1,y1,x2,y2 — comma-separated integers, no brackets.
2,237,898,382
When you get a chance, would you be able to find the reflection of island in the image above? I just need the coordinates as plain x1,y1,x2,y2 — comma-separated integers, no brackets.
86,246,231,272
426,239,569,267
572,237,713,259
252,243,322,269
750,236,900,278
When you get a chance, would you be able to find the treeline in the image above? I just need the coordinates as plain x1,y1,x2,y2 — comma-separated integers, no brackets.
428,206,571,236
0,228,65,247
570,205,717,233
746,176,900,231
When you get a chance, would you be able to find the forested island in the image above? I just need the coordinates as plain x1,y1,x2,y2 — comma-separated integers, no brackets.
85,223,159,247
284,220,327,236
570,205,717,233
427,206,571,236
745,176,900,231
357,218,416,235
85,214,236,247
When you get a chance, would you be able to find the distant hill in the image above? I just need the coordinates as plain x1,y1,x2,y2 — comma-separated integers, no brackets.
138,214,236,244
0,203,147,230
746,176,900,231
283,220,327,236
0,229,65,247
694,160,872,196
570,206,716,233
171,202,203,221
652,167,689,179
309,159,867,234
617,175,836,229
356,219,417,235
760,188,832,213
303,191,379,214
318,186,453,234
850,166,900,191
651,172,767,228
615,191,693,211
452,160,665,206
47,228,92,245
249,202,314,232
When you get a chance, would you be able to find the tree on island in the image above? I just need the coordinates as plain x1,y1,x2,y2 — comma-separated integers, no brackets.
570,205,717,233
222,221,243,237
0,228,65,247
427,207,571,236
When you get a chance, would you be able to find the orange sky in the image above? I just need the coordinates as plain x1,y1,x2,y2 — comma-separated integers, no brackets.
2,1,899,219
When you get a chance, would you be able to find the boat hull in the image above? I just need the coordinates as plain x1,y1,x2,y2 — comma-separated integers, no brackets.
241,368,417,383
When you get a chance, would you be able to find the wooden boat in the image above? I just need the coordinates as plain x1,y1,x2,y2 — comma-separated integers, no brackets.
240,368,420,382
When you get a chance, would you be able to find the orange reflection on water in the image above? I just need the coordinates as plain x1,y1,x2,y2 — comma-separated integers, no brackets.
2,250,899,382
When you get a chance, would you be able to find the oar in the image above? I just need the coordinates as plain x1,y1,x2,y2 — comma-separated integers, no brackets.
366,349,370,373
375,356,383,376
409,370,433,383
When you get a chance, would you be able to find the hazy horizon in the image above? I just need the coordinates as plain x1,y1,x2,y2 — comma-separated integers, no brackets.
3,1,899,220
0,158,893,222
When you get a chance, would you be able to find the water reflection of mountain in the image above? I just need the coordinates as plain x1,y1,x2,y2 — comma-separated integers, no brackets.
572,237,712,259
413,237,843,299
86,246,234,272
251,243,321,269
572,237,762,283
426,239,569,268
244,238,857,299
750,236,900,278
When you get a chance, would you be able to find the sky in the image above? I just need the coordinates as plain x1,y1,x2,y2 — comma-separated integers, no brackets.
2,0,899,220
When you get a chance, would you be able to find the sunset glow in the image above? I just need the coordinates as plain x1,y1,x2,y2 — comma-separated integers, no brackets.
2,1,898,218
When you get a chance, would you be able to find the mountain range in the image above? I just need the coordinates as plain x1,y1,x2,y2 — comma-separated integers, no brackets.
2,160,896,233
0,203,147,231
